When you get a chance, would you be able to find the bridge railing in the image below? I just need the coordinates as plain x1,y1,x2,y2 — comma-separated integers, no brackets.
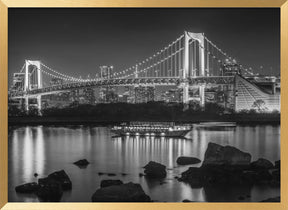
9,76,235,98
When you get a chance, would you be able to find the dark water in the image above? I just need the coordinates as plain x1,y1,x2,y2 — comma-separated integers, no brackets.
8,124,280,202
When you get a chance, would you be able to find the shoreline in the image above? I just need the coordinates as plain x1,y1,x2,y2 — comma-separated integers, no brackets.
8,116,280,126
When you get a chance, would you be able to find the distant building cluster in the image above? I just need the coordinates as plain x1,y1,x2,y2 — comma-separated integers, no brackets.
99,87,118,103
221,59,243,76
134,86,155,103
100,65,114,80
11,73,25,91
204,84,235,110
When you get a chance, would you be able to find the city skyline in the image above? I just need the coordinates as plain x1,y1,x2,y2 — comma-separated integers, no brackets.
8,8,280,86
7,8,281,203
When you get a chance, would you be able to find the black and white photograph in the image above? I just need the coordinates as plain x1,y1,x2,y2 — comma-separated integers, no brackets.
8,8,280,202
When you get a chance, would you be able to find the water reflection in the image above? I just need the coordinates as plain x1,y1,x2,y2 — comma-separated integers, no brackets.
23,127,33,181
9,124,280,202
35,126,45,177
14,127,46,182
112,136,195,170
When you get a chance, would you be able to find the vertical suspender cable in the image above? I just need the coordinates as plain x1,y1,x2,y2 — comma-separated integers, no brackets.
211,45,214,76
207,40,209,76
174,41,177,77
170,45,172,77
159,51,161,77
178,39,181,77
163,48,166,77
190,41,193,77
194,41,197,76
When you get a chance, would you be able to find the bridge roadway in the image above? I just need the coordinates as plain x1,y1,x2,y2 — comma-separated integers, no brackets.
10,76,235,98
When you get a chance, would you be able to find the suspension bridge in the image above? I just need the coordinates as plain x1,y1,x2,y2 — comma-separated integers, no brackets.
9,31,259,112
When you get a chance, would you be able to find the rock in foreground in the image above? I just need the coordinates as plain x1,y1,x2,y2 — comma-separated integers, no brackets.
203,142,251,166
176,156,201,165
179,142,278,187
47,170,72,190
36,180,63,202
73,159,90,167
270,168,280,187
143,161,166,178
182,199,193,202
36,170,72,201
250,158,274,170
274,160,280,169
91,182,151,202
15,182,39,193
100,180,123,188
179,167,203,188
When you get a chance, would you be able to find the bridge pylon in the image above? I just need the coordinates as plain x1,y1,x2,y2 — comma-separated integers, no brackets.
182,31,205,107
24,60,42,114
25,60,42,91
24,96,29,112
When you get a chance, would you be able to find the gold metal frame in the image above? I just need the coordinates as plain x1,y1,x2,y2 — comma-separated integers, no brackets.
0,0,287,209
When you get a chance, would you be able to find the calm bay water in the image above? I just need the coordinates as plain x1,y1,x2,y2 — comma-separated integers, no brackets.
8,124,280,202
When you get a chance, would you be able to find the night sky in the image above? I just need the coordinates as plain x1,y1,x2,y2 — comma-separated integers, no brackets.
8,8,280,85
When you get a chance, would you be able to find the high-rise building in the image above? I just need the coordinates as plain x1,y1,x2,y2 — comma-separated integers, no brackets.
100,65,114,80
99,87,118,103
98,65,117,103
124,87,135,103
162,88,182,103
11,73,25,92
134,86,155,103
69,89,80,102
221,59,242,76
83,88,95,104
204,84,235,110
118,93,129,103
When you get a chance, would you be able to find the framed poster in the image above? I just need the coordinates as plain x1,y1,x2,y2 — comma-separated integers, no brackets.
0,0,287,210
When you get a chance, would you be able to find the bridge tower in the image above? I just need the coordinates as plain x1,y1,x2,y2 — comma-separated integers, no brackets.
182,31,205,107
24,60,42,113
24,60,42,91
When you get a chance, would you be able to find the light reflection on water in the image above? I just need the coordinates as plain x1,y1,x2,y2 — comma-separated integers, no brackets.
8,125,280,202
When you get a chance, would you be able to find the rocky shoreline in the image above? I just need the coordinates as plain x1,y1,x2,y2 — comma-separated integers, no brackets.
178,143,280,188
15,142,280,202
15,170,72,202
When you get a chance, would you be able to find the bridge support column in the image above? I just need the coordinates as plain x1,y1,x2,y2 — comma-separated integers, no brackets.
199,84,205,108
182,84,189,104
272,83,276,94
37,64,42,89
182,32,191,107
24,61,29,92
183,32,189,79
37,95,42,115
24,96,29,112
198,38,205,77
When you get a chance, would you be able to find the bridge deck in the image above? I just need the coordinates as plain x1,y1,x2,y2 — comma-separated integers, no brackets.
10,76,235,98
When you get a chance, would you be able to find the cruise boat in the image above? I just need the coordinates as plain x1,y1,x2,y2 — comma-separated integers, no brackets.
111,122,192,138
